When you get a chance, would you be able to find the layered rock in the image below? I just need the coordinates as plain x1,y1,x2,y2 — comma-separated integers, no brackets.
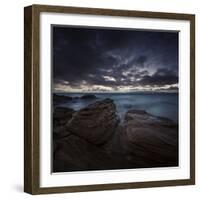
53,134,124,172
66,98,119,145
106,109,178,167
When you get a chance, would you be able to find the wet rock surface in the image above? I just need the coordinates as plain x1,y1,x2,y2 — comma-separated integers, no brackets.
53,134,126,172
53,107,75,139
67,98,119,145
106,110,178,167
53,99,178,172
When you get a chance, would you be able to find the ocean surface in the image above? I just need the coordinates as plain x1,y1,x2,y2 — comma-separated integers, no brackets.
55,93,178,123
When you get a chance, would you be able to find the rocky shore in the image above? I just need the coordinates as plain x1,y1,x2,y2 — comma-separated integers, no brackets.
53,98,178,172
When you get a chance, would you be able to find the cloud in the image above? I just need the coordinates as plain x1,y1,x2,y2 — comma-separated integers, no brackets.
139,68,178,86
53,26,178,92
102,76,116,82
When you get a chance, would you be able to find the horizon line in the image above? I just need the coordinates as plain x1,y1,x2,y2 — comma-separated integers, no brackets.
53,91,178,94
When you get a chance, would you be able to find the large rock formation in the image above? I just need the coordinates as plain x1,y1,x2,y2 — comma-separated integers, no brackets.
105,109,178,167
66,98,119,145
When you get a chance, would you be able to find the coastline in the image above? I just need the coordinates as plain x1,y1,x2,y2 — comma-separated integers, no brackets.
53,95,178,172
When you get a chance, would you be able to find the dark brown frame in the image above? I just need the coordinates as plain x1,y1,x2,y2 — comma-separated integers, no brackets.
24,4,195,195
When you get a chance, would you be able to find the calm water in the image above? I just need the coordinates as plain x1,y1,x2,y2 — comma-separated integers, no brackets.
55,93,178,123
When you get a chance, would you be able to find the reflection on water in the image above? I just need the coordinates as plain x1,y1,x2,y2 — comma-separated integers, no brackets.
55,93,178,123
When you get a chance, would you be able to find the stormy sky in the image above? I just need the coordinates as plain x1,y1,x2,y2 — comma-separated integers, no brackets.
53,26,178,93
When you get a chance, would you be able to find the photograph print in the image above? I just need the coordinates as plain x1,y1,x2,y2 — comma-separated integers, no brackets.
52,25,179,173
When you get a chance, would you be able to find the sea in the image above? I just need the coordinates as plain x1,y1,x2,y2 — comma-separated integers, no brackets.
54,92,178,123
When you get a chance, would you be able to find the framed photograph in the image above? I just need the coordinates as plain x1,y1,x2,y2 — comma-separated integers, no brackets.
24,4,195,194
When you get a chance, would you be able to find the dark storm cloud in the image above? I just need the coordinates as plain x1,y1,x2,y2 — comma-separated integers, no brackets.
139,68,178,86
53,26,178,91
129,55,148,68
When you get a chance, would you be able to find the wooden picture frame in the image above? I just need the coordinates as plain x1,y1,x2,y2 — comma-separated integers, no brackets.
24,4,195,194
